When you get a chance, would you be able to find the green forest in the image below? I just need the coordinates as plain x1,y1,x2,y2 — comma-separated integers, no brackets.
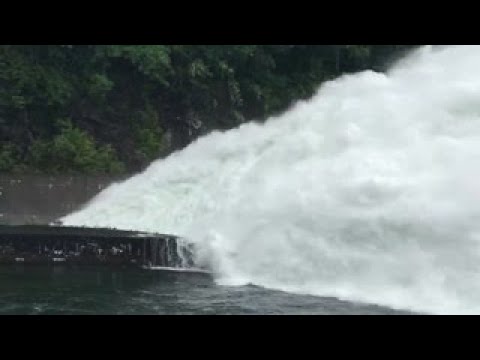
0,45,417,175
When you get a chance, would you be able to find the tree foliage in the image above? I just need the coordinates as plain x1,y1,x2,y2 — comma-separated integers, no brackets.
0,45,418,174
26,119,125,174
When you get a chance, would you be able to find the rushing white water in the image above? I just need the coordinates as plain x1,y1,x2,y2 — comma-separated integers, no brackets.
62,45,480,314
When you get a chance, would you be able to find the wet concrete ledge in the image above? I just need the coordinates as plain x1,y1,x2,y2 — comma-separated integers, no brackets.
0,225,194,269
0,224,169,238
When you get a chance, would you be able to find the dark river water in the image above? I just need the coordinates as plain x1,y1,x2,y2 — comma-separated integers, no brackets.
0,266,414,315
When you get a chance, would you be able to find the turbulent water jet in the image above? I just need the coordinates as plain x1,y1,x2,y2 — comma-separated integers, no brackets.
62,45,480,314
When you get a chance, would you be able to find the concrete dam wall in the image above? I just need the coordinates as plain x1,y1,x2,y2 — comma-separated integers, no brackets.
0,175,124,225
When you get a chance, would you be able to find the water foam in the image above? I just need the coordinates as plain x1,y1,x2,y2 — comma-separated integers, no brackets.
63,45,480,314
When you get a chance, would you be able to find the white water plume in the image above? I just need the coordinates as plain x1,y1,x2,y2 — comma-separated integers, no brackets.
63,45,480,314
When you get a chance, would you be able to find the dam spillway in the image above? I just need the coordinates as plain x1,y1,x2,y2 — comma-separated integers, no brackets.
0,225,200,271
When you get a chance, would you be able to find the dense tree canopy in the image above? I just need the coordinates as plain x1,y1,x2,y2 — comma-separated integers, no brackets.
0,45,417,174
